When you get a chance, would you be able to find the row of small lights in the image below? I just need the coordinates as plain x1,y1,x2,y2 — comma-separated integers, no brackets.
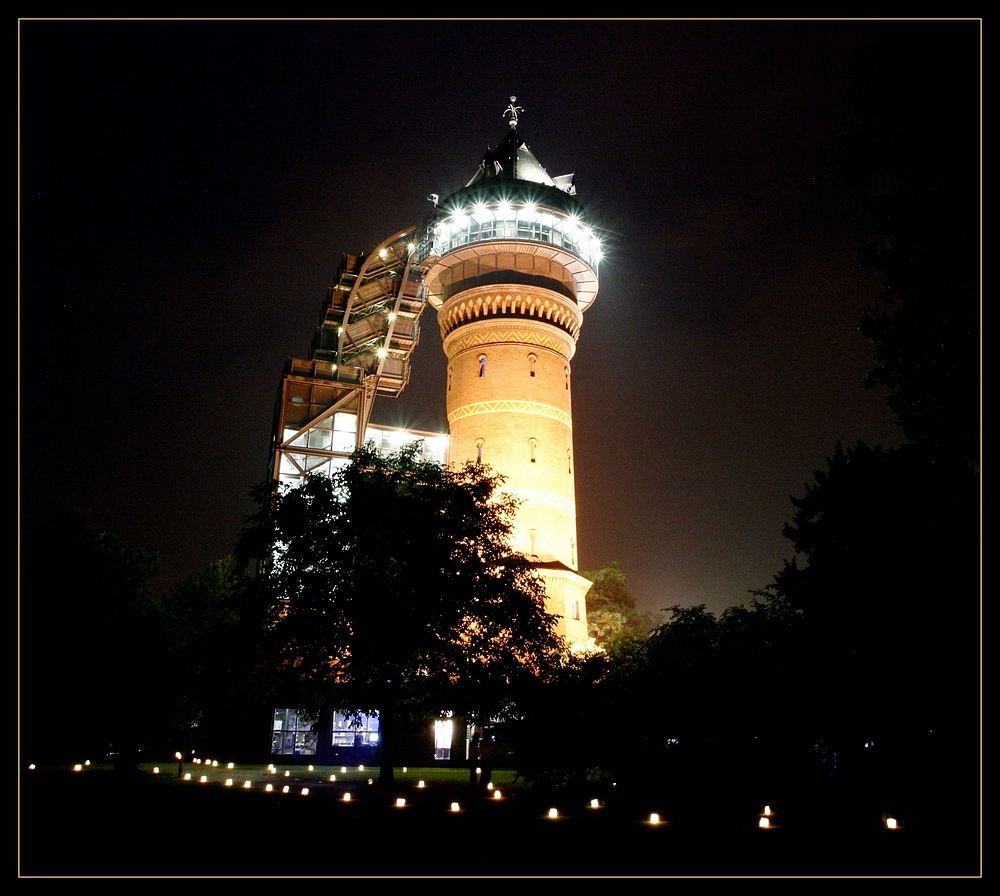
35,759,903,829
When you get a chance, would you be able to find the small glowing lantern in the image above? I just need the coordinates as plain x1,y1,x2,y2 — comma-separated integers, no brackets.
368,778,373,785
343,792,351,802
358,765,364,771
493,790,502,800
243,780,251,788
402,767,407,773
418,780,425,788
886,816,898,830
548,808,559,819
199,775,208,783
475,767,481,774
212,760,218,767
341,767,347,774
282,785,289,793
152,767,159,775
329,774,337,782
265,783,273,792
28,764,35,770
227,762,234,769
590,799,599,809
487,782,494,791
175,752,182,760
225,779,233,786
396,798,406,807
284,770,290,777
450,802,460,812
308,765,314,771
649,813,660,825
73,765,82,772
763,804,772,816
301,788,309,796
759,817,770,829
84,760,91,766
183,773,191,780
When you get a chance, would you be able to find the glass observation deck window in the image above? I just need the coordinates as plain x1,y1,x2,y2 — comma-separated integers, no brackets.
429,201,601,269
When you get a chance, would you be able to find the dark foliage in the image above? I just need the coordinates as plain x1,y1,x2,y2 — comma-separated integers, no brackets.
20,511,167,763
235,444,563,784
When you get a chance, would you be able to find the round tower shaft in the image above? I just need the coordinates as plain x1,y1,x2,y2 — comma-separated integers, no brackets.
420,122,601,645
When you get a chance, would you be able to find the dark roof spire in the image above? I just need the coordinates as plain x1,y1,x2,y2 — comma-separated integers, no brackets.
464,100,576,195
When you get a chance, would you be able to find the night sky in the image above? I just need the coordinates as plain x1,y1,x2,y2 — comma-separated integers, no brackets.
19,19,979,619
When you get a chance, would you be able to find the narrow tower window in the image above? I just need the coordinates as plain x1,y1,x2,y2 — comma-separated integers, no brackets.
475,438,484,465
528,353,537,377
529,529,539,559
528,438,537,463
565,367,570,390
448,366,453,392
478,354,487,378
567,449,573,474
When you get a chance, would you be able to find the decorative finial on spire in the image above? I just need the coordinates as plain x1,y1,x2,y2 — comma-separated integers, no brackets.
503,96,523,128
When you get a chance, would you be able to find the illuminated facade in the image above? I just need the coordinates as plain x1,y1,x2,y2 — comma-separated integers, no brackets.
419,114,601,644
267,108,600,761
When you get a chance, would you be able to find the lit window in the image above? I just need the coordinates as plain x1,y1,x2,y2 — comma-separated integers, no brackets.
529,438,537,463
528,353,537,377
271,709,318,756
478,354,487,377
332,711,380,747
476,439,484,464
568,599,580,621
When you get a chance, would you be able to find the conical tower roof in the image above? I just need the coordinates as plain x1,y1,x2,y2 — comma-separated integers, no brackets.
466,127,576,196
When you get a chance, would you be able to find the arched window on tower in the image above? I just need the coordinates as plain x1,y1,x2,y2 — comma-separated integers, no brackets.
565,366,570,390
478,354,487,378
528,352,537,377
567,448,573,474
475,438,484,465
529,529,539,559
528,438,537,463
448,366,452,392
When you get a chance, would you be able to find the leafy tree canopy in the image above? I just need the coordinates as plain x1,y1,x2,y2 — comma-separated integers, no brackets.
236,444,562,781
20,510,166,761
161,559,260,757
841,24,980,470
580,561,655,646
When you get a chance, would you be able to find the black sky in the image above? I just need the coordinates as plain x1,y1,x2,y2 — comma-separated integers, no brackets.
18,19,980,619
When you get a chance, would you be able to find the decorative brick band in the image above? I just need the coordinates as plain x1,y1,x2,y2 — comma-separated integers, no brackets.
448,400,572,428
439,289,583,341
501,488,576,514
442,320,576,359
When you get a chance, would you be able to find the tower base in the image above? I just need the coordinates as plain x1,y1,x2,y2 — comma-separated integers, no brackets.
535,563,593,649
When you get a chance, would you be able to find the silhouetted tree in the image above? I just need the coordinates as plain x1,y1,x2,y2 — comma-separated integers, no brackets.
20,511,166,765
842,22,980,471
162,559,262,762
236,444,562,786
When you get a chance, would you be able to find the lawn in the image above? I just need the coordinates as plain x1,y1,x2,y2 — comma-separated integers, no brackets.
20,759,981,877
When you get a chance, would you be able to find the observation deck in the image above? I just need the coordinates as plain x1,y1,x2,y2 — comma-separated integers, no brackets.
418,127,601,315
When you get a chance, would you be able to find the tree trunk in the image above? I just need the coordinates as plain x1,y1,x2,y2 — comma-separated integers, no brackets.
377,698,397,790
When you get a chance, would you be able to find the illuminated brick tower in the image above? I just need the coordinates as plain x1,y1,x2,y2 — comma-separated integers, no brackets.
419,100,602,644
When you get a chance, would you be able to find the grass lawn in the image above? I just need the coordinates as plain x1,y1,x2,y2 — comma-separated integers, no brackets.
20,759,981,878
